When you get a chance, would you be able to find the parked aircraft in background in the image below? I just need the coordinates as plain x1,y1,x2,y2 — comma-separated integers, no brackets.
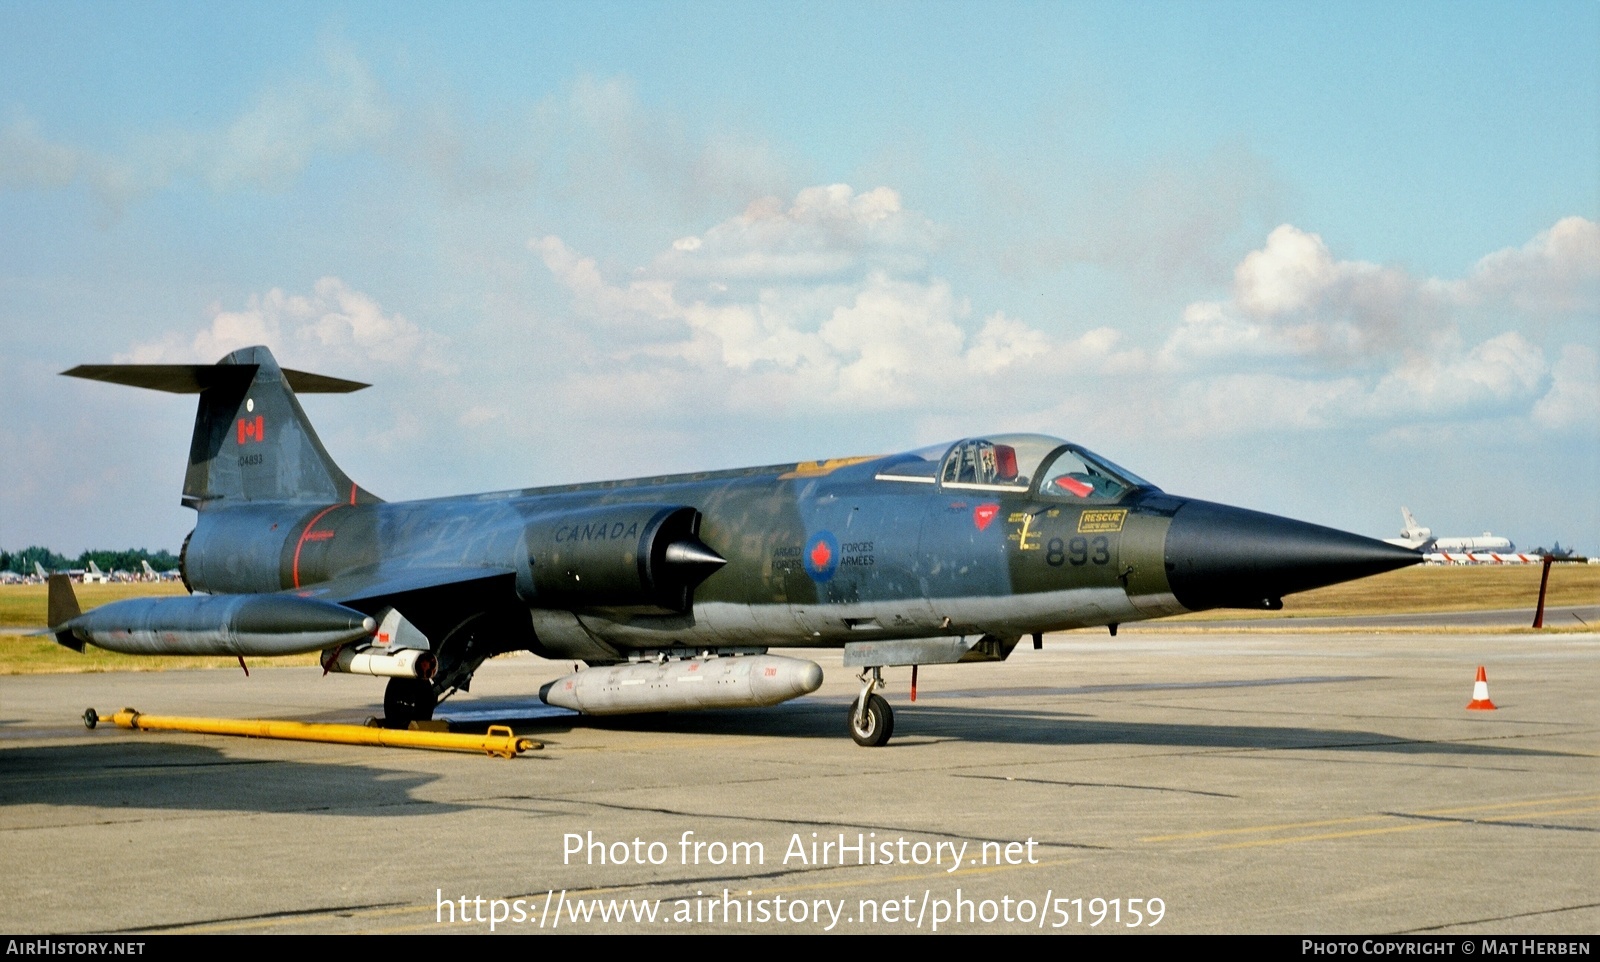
1384,508,1514,553
1533,542,1579,560
138,560,183,583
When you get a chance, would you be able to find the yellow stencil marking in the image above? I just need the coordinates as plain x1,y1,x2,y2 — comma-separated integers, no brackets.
1077,509,1127,533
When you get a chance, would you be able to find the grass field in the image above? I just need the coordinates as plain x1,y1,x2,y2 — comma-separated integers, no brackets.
2,564,1596,674
1174,561,1600,620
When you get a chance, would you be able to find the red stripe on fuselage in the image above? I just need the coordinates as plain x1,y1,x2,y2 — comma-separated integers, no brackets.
292,504,342,589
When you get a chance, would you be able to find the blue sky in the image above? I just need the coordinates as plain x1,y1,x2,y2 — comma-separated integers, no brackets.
2,0,1596,556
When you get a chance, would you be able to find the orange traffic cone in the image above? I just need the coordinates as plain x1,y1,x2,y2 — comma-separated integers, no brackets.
1466,666,1497,710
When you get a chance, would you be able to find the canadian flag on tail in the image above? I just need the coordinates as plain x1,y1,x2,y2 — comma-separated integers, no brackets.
237,415,264,444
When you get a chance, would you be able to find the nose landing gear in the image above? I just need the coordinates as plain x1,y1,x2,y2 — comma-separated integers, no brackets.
848,666,894,747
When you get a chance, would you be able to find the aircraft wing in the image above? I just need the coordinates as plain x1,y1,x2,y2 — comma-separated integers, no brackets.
286,565,520,611
280,564,536,670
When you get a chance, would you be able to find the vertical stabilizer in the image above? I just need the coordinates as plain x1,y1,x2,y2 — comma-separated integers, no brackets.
181,346,367,507
1398,507,1429,542
47,574,85,651
62,346,381,508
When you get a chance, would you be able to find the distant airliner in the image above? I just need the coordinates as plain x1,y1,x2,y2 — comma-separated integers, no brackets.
1384,507,1513,553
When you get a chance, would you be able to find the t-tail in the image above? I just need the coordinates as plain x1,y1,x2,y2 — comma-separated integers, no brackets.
63,346,381,509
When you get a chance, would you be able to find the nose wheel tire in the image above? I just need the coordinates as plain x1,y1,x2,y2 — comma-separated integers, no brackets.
384,677,437,730
848,693,894,747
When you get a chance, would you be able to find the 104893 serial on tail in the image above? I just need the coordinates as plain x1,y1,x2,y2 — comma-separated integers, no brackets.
50,346,1420,746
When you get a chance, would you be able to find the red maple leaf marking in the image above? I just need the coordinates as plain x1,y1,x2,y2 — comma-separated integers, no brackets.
973,504,999,531
236,415,264,445
809,540,833,569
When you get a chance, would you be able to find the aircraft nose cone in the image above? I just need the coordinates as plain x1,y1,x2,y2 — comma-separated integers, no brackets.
1164,499,1421,612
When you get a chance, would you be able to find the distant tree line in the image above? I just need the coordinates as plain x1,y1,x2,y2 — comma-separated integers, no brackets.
1,546,180,574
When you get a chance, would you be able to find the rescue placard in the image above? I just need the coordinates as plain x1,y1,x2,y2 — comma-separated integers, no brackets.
1077,509,1128,533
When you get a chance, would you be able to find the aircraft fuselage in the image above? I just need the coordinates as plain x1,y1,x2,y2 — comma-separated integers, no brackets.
58,346,1421,745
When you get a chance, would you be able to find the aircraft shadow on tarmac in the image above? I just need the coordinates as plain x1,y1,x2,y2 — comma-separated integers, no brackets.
462,696,1572,759
0,710,1567,818
0,740,467,816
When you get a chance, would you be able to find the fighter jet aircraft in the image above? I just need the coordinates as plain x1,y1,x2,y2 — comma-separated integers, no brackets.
50,346,1420,745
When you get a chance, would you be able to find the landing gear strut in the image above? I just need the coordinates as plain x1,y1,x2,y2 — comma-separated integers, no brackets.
384,677,437,729
849,667,893,747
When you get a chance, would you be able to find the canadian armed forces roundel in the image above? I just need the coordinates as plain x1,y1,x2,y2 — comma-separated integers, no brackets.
804,531,839,583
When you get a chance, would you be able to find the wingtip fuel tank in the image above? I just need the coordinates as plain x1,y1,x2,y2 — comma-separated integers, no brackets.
51,578,375,656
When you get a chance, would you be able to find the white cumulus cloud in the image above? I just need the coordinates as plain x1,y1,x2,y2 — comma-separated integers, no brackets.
1165,224,1445,367
1532,344,1600,430
1,48,394,217
1369,331,1549,417
0,114,81,189
525,185,1104,416
650,184,941,283
520,197,1598,448
119,277,452,375
1455,216,1600,315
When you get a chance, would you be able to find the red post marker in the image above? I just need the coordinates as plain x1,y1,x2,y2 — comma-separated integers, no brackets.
910,664,918,703
1532,554,1554,629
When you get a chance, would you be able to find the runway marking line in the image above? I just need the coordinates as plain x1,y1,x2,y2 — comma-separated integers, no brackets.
1211,805,1600,851
1141,793,1600,850
1141,815,1388,842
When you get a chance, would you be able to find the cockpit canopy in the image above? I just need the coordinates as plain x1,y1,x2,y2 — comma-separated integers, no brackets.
874,433,1154,502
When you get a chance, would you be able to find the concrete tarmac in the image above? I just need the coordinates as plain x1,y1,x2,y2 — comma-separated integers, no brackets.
1154,605,1599,631
1,629,1596,935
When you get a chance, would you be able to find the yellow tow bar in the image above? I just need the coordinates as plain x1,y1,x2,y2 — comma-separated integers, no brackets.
84,707,541,759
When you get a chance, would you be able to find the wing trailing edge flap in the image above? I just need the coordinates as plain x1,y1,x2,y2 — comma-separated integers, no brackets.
287,565,518,609
284,566,523,648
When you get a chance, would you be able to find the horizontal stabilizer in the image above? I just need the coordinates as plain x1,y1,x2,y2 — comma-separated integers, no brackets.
62,364,368,394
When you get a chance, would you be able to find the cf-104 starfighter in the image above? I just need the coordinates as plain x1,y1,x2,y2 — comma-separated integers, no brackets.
50,346,1420,745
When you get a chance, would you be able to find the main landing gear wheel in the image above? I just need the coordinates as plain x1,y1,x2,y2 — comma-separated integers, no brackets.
384,677,437,730
848,693,894,747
